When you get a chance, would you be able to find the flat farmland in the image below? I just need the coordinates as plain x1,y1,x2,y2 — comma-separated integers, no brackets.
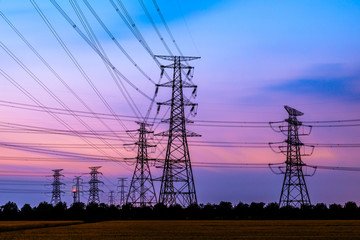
0,220,359,240
0,221,82,232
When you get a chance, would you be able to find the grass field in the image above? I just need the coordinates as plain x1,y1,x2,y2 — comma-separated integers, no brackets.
0,221,82,232
0,220,359,239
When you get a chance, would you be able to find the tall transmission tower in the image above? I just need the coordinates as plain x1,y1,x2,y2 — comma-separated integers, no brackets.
72,176,83,204
50,169,64,205
156,55,200,207
88,166,103,204
126,122,157,207
117,177,127,206
108,190,115,206
270,105,315,208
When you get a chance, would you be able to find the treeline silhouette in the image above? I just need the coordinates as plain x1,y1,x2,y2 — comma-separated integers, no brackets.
0,201,359,221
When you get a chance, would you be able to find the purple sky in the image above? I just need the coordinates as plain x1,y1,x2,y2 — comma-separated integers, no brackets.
0,0,359,207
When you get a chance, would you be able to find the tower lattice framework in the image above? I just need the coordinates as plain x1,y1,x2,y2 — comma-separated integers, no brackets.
108,190,115,206
117,177,127,206
72,176,82,204
50,169,64,205
126,122,157,207
156,55,200,207
277,105,313,207
88,166,103,204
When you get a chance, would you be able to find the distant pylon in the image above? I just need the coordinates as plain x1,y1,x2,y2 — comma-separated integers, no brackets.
108,190,115,206
50,169,64,205
270,105,315,208
88,166,103,204
125,122,157,207
117,177,127,206
72,176,83,204
156,55,200,207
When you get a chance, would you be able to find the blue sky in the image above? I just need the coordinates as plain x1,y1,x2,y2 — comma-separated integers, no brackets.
0,0,359,207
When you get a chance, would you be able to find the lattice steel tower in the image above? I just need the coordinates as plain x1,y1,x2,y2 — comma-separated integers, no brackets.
88,166,103,204
156,55,200,207
117,177,127,206
50,169,64,205
108,190,115,206
274,106,313,207
72,176,82,204
126,122,157,207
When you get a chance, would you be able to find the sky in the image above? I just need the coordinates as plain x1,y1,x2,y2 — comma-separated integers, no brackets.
0,0,359,207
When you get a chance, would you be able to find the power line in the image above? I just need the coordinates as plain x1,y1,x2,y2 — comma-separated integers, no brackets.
47,0,152,101
174,0,200,56
303,119,360,123
70,0,143,119
138,0,173,55
0,11,132,148
110,0,157,64
2,99,360,126
0,156,114,162
82,0,155,85
31,0,141,142
1,8,142,171
1,126,360,149
310,124,360,128
0,141,132,163
306,165,360,172
0,69,121,163
0,42,127,159
0,189,46,194
151,0,185,57
0,100,137,122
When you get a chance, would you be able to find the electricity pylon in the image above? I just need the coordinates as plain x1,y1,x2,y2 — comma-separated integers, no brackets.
126,122,157,207
88,166,103,204
117,177,127,206
270,105,314,208
50,169,64,205
156,55,200,207
72,176,83,204
108,190,115,206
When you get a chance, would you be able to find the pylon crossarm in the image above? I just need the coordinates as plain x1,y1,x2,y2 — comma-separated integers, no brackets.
155,55,200,61
300,145,315,156
156,81,173,88
278,146,293,156
269,121,285,133
182,81,197,88
160,63,194,69
268,142,285,154
297,125,313,136
301,165,317,176
285,118,302,126
183,98,196,106
268,163,286,175
279,125,291,136
185,130,201,137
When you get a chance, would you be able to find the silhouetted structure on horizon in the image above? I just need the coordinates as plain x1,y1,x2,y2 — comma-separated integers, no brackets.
126,122,157,207
270,106,314,207
50,169,64,205
72,176,82,204
88,166,103,204
156,55,200,207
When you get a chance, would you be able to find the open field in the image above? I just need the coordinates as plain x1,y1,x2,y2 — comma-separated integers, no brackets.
0,220,359,239
0,221,82,232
